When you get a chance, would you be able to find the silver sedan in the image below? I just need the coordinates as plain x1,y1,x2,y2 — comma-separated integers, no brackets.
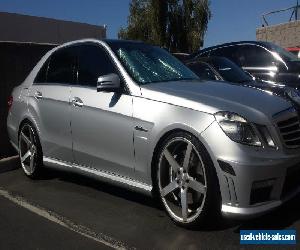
7,39,300,227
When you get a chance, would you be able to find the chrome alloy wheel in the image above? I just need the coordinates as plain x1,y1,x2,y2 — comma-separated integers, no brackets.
158,137,207,223
19,124,37,175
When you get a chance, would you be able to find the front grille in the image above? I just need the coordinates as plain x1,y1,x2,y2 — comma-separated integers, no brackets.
276,112,300,148
281,165,300,198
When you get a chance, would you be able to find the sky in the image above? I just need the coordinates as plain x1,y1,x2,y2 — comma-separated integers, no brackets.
0,0,298,48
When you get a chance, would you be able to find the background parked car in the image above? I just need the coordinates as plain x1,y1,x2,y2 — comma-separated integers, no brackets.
193,41,300,89
185,56,300,108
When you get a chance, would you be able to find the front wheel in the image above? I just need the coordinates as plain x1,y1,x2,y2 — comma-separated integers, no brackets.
18,122,43,178
154,131,220,228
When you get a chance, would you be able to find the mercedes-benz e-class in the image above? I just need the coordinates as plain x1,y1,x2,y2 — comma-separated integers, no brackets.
7,39,300,227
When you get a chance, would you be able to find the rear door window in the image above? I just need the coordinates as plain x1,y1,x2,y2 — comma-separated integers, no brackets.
47,47,77,84
34,59,49,84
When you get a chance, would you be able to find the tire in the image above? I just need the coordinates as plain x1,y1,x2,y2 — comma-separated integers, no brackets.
153,131,221,228
18,122,43,178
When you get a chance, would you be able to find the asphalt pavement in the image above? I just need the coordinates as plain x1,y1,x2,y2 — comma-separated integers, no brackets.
0,156,299,249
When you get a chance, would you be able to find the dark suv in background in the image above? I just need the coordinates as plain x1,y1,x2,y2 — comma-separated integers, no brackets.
194,41,300,89
185,56,300,109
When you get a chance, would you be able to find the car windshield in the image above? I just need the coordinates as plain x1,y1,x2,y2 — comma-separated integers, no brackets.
268,42,300,62
107,41,199,85
209,57,252,83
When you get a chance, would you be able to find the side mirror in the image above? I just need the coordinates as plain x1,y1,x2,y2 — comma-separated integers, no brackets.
97,73,120,92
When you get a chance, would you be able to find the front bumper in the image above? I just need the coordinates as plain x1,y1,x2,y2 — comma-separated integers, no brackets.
201,121,300,219
220,158,300,219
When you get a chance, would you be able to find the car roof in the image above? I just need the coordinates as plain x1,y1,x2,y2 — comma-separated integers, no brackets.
192,40,272,57
103,39,146,46
53,38,146,51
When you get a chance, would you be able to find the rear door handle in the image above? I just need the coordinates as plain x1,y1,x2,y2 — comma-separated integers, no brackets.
72,97,83,107
34,91,43,100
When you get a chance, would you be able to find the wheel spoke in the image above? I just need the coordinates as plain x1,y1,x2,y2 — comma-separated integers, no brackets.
181,188,188,222
161,180,179,197
21,132,31,146
21,150,31,163
31,145,36,156
188,179,206,194
183,142,192,171
163,149,181,172
29,154,34,173
29,128,34,143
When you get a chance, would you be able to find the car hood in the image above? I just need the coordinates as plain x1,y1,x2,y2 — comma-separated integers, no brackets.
242,80,300,107
140,80,292,124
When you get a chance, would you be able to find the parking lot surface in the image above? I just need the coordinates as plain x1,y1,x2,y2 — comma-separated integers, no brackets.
0,157,299,249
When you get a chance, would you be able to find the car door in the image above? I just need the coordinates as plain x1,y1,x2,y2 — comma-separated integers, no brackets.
29,46,76,162
71,43,135,177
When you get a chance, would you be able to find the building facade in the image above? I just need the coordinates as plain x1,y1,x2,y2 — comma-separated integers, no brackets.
257,20,300,48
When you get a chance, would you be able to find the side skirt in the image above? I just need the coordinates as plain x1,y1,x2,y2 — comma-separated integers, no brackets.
43,157,153,196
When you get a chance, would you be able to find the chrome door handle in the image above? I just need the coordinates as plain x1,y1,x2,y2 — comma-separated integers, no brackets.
72,97,83,107
34,91,43,100
134,126,148,132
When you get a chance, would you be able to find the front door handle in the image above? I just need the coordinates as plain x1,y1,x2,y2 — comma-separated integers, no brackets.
72,97,84,107
34,91,43,100
134,126,148,132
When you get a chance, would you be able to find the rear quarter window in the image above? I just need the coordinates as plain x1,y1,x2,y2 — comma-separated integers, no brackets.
34,59,49,84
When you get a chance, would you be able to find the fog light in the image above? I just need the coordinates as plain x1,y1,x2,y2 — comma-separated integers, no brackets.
250,179,275,205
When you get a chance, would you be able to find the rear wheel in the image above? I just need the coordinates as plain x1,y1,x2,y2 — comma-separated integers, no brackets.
18,122,43,178
154,131,220,228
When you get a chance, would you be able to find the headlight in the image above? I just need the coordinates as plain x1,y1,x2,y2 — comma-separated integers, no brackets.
214,111,262,146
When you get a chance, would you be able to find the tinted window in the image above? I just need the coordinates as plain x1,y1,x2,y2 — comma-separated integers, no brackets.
235,45,275,67
77,44,117,87
209,57,252,83
210,47,237,62
34,59,49,84
210,45,276,68
47,47,76,84
187,62,218,81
